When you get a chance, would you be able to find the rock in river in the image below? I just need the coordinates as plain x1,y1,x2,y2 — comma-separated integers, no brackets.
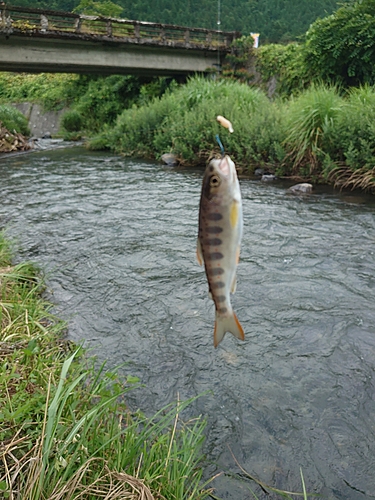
288,183,313,194
161,153,179,166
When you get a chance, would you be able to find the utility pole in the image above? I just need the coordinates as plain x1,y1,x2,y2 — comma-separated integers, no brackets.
217,0,221,73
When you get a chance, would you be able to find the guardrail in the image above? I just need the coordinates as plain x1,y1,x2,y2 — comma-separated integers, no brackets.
0,3,240,51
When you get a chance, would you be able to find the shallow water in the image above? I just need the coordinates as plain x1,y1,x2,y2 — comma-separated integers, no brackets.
1,147,375,499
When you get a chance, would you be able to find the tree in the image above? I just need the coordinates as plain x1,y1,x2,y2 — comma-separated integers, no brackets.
73,0,123,18
304,0,375,86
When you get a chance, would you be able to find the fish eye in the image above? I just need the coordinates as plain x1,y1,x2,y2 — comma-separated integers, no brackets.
209,175,221,187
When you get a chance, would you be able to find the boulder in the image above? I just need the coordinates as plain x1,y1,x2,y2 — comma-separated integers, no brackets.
254,167,264,176
261,174,277,182
161,153,179,166
288,183,313,194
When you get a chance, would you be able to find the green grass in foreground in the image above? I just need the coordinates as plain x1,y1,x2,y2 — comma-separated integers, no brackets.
0,231,211,500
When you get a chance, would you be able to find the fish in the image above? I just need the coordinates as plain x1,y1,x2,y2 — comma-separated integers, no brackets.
216,115,234,133
197,154,245,347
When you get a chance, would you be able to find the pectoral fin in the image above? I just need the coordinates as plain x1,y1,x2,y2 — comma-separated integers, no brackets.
196,238,203,266
236,246,240,265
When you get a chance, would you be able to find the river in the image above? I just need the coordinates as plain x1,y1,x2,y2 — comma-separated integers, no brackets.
1,147,375,499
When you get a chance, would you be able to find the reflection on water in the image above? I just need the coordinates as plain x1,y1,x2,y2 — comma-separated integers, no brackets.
1,147,375,499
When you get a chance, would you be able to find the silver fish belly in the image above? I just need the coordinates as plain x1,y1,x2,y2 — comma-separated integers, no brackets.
197,155,245,347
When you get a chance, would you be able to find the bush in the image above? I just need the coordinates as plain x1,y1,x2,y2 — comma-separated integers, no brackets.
107,76,284,170
61,109,83,132
255,43,311,97
304,0,375,86
73,75,142,133
0,104,30,135
86,131,111,150
107,93,177,157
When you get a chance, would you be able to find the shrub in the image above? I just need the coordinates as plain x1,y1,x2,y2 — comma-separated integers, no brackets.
74,75,142,133
108,76,284,170
255,43,311,97
107,93,177,157
61,109,83,132
304,0,375,86
0,104,29,135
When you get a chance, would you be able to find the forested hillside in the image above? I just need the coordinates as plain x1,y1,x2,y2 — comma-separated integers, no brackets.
7,0,349,42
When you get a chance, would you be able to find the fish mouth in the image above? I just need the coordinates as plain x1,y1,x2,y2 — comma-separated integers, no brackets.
217,156,237,183
217,156,234,177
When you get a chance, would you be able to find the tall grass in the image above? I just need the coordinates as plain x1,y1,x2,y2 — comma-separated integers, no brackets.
327,85,375,191
281,84,345,177
0,230,211,499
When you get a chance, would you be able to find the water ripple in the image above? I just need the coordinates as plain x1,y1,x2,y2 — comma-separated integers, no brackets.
1,147,375,499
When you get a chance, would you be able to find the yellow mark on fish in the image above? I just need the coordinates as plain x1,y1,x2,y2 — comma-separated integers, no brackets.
230,201,239,228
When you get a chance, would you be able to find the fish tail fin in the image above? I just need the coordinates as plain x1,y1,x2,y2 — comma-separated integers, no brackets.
213,311,245,348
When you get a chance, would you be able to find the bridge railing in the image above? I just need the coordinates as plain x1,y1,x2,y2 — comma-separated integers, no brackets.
0,3,239,50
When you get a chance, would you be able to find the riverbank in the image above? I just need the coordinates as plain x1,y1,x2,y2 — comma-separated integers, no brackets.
0,231,211,499
2,72,375,193
88,78,375,194
0,99,69,153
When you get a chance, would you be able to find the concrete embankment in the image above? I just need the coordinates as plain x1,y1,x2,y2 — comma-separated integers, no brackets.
12,102,67,138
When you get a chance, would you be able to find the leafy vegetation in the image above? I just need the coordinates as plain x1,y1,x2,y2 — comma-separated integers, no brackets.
0,73,83,111
221,1,375,98
0,104,29,135
73,0,124,17
304,0,375,86
5,0,78,11
93,76,284,169
254,42,311,96
85,76,375,192
70,75,143,132
0,230,211,499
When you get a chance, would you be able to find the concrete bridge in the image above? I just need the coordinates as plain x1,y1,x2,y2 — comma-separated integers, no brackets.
0,4,240,77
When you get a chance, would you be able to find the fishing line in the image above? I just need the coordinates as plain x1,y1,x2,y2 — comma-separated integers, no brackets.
215,134,225,157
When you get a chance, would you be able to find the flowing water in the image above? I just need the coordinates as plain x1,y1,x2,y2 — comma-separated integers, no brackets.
1,147,375,499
